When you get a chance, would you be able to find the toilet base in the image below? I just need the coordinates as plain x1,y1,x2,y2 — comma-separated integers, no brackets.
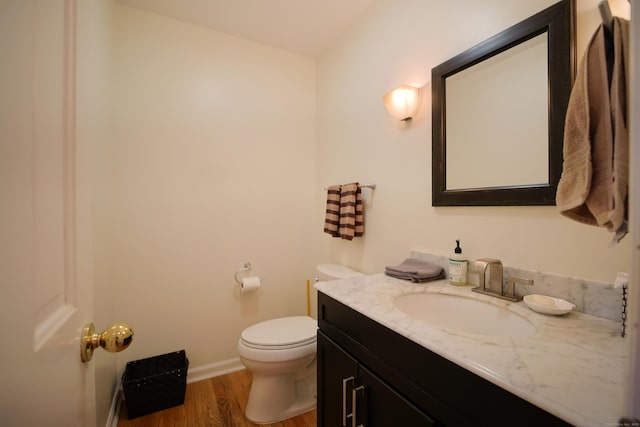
244,364,316,424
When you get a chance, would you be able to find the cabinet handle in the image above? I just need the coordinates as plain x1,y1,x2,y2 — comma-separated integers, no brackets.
352,385,365,427
342,376,354,427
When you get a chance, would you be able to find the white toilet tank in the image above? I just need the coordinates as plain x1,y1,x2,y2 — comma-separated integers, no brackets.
316,263,364,282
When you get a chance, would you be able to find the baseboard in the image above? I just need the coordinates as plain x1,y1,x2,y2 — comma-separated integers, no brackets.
187,357,245,384
106,387,122,427
104,357,244,426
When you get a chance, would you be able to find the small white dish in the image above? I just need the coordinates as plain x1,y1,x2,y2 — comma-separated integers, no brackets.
523,294,576,316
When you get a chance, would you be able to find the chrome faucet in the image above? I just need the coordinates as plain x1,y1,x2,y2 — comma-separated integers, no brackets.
471,258,533,302
472,258,503,295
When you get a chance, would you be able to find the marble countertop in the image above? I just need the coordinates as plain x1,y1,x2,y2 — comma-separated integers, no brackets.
316,274,627,427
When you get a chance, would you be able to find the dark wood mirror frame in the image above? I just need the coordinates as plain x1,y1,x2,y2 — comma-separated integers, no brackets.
432,0,575,206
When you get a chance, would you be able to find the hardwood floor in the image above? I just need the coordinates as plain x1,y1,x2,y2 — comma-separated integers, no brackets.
117,369,317,427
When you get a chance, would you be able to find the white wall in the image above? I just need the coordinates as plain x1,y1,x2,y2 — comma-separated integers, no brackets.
316,0,632,284
99,0,634,395
109,4,318,373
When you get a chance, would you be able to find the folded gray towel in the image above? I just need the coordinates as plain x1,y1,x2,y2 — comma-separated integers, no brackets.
385,258,444,282
385,270,445,283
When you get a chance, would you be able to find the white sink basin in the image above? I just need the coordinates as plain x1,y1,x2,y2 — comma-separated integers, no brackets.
393,293,536,337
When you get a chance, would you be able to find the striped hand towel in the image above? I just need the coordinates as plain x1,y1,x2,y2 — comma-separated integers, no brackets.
354,186,364,237
323,185,341,237
339,183,359,240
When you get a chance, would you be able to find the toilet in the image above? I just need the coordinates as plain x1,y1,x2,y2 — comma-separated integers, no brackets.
237,264,363,424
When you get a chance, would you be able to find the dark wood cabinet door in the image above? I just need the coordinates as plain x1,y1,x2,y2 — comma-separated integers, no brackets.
356,364,436,427
319,331,436,427
318,331,359,427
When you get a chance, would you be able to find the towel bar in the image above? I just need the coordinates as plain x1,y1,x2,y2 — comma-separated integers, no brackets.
323,182,376,191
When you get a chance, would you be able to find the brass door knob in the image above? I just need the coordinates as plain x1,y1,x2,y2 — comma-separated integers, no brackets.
81,322,134,362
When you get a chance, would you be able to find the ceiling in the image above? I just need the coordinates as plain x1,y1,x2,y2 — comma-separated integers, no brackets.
117,0,376,57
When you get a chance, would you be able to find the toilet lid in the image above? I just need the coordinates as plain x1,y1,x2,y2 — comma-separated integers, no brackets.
241,316,317,347
316,264,364,279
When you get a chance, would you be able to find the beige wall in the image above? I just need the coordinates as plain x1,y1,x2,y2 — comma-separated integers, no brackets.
93,0,633,404
316,0,632,283
628,1,639,416
109,4,318,373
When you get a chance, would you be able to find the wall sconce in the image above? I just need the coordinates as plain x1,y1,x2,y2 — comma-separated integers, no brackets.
382,85,421,121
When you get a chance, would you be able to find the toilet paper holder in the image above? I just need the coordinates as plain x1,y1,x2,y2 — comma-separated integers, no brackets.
234,262,262,285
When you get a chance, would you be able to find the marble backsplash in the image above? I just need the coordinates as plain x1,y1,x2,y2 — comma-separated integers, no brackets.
408,250,624,322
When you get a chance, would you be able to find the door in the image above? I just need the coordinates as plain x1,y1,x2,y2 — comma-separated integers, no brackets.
357,365,435,427
0,0,97,425
318,332,436,427
317,332,359,427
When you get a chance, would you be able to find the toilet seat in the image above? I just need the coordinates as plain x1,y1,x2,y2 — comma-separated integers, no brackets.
241,316,317,350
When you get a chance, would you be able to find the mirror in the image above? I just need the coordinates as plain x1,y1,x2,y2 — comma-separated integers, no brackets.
432,0,575,206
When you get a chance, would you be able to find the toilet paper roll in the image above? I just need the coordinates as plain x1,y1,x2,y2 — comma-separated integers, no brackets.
241,276,261,293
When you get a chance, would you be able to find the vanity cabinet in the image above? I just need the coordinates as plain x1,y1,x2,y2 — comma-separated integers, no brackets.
318,332,435,426
317,292,571,427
